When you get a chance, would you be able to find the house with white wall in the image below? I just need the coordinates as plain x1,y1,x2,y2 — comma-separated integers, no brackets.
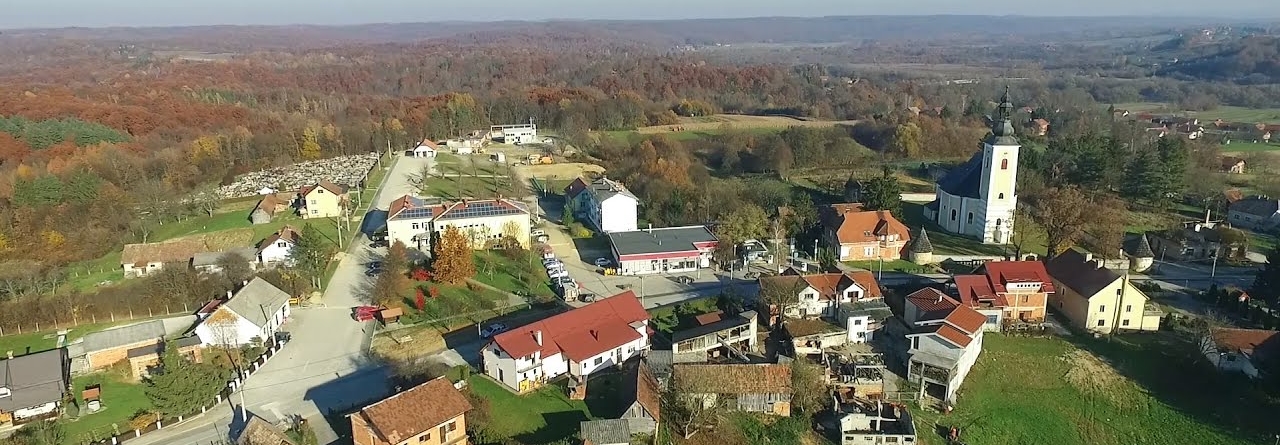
1201,328,1278,379
840,299,893,344
482,291,650,393
900,288,986,403
565,177,639,233
758,270,882,322
606,226,718,276
410,139,438,158
257,226,299,265
386,196,531,252
194,278,292,347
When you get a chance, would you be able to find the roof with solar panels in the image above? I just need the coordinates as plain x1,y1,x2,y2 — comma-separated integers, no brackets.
387,195,528,222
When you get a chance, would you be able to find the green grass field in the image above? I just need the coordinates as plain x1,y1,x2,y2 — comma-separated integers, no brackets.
599,126,781,144
1114,102,1280,124
647,296,719,335
844,259,933,274
472,251,556,299
64,371,155,443
911,334,1276,445
419,175,515,200
468,373,622,444
1220,141,1280,153
899,202,1047,256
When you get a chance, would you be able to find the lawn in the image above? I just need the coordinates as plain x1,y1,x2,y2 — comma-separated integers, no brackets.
647,296,720,335
1220,141,1280,153
472,250,556,299
910,334,1276,445
899,202,1046,257
599,126,782,144
419,175,515,200
844,259,935,274
1114,102,1280,124
397,282,511,327
64,370,154,443
467,372,623,444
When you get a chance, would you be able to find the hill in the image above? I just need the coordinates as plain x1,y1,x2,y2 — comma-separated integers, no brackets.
1158,36,1280,84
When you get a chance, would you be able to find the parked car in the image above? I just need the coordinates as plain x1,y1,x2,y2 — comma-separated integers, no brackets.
535,234,550,243
542,258,561,267
555,277,577,289
531,229,547,237
353,306,382,322
548,268,569,279
369,239,389,248
480,323,509,338
675,276,694,284
593,257,612,267
580,293,597,302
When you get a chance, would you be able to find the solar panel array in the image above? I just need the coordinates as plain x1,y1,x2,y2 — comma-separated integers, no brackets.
394,207,437,220
438,201,526,220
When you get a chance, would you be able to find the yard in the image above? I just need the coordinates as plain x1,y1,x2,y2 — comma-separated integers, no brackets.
647,296,720,335
0,316,180,359
472,250,556,300
909,334,1278,445
844,259,934,274
418,175,516,200
63,370,154,443
1221,141,1280,153
467,371,624,444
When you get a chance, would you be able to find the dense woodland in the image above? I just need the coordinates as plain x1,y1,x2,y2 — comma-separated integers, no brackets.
0,18,1278,328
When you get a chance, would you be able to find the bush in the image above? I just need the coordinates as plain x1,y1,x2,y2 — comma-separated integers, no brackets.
568,223,593,239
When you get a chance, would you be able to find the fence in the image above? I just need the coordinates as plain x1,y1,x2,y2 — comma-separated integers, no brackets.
86,335,292,445
0,304,193,338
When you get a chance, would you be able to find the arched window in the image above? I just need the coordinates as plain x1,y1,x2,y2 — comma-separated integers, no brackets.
998,193,1005,199
1001,158,1009,170
950,209,957,221
996,218,1003,226
967,212,974,224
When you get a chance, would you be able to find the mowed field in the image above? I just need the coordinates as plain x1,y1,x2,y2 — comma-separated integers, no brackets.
1114,102,1280,124
600,114,859,143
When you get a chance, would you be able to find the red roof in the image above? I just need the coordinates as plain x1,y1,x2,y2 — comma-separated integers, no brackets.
904,288,959,314
977,261,1055,294
905,288,986,347
300,180,346,196
417,138,439,149
564,177,589,199
953,274,1008,308
492,291,648,362
822,204,911,245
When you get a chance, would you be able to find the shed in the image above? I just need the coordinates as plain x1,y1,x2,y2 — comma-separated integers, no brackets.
580,419,631,445
379,307,403,324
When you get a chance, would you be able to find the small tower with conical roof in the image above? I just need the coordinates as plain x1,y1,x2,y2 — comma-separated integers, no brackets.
907,228,935,265
1129,233,1155,272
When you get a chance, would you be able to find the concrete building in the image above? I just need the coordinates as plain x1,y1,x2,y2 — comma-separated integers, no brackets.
835,397,917,445
482,291,650,393
410,139,438,158
1227,196,1280,230
821,203,910,261
120,239,207,278
299,181,349,219
192,247,260,275
0,349,68,424
386,196,531,251
952,260,1055,331
923,88,1020,244
906,228,934,265
1045,250,1163,334
194,278,292,347
840,299,894,344
670,310,758,361
900,288,986,403
758,271,882,321
565,177,639,233
73,317,197,372
350,377,472,445
491,123,537,145
125,336,204,381
606,226,718,276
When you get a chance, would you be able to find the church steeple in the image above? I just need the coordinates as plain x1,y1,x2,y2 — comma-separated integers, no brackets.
988,86,1018,146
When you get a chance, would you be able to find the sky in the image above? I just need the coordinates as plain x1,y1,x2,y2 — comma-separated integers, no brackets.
2,0,1276,29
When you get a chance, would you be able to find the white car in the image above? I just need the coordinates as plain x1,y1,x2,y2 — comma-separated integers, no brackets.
542,258,560,267
548,268,569,279
531,229,547,237
593,257,612,267
480,323,508,338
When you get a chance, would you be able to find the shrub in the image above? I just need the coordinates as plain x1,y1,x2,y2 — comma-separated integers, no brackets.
568,223,593,239
411,268,433,281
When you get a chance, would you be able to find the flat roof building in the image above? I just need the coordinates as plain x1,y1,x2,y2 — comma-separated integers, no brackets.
606,226,718,276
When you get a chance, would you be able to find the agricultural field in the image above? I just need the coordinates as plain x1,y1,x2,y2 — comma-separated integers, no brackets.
600,114,860,144
1113,102,1280,124
1219,141,1280,153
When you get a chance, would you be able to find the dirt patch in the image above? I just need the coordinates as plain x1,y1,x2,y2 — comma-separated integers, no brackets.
636,114,859,134
514,162,606,181
171,228,256,251
371,324,448,362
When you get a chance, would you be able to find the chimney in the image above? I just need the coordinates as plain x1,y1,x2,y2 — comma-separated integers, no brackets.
936,293,943,304
1205,208,1212,224
6,351,12,359
1193,223,1202,232
242,280,248,287
1083,252,1093,263
534,330,542,346
226,290,233,299
1094,259,1104,270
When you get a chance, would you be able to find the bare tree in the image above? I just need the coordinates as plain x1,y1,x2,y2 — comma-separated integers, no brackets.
191,184,221,218
661,388,721,439
758,276,807,328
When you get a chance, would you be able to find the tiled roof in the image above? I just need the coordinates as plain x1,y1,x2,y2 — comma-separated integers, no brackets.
300,180,347,196
1130,234,1154,258
620,359,662,424
237,415,297,445
953,274,1005,308
934,324,977,348
121,239,207,267
387,195,444,221
907,228,933,253
1210,328,1280,358
672,364,792,395
491,291,648,362
583,176,637,203
256,225,300,251
942,304,987,334
416,138,439,149
761,272,881,302
580,419,631,445
671,310,755,344
1045,250,1124,299
252,193,291,217
978,260,1055,293
564,177,589,199
82,320,166,352
822,203,911,245
357,377,471,444
904,291,985,348
904,287,959,314
694,311,725,326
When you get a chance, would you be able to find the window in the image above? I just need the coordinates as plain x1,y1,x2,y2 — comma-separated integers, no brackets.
967,212,974,224
448,421,457,432
615,347,622,358
1125,305,1133,312
1021,295,1029,303
986,314,998,324
0,387,10,398
1001,158,1008,170
412,222,420,230
498,369,504,381
419,433,430,442
854,319,863,325
1097,319,1106,327
1117,288,1122,296
1122,320,1131,327
439,425,447,440
951,209,957,221
310,210,318,215
857,332,866,338
594,357,603,365
911,337,919,349
309,199,317,205
864,246,876,257
1098,305,1106,313
277,242,286,248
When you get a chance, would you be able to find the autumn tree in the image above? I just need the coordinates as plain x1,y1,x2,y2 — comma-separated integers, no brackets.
790,359,830,415
144,343,227,417
215,251,255,285
190,183,221,217
1081,195,1128,259
712,204,768,264
431,226,476,285
893,121,924,158
372,241,411,307
758,276,807,327
1030,186,1091,258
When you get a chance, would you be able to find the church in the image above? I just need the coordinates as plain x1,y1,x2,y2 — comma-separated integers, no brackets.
923,88,1020,245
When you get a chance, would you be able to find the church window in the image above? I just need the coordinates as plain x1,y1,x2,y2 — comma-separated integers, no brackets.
998,193,1004,199
1001,158,1008,170
996,218,1002,226
967,213,974,224
950,209,957,221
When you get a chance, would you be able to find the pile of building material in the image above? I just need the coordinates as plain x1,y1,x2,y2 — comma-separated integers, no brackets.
217,153,380,199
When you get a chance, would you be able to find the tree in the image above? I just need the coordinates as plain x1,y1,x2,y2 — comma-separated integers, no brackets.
500,220,526,249
215,251,255,285
790,359,829,415
758,277,807,327
818,247,837,272
1009,206,1044,260
1030,186,1091,258
431,226,476,285
372,241,411,307
712,204,769,264
1250,245,1280,309
145,342,227,417
661,388,720,439
289,224,334,289
1082,195,1128,259
892,122,924,158
190,183,220,217
862,167,903,216
5,419,65,445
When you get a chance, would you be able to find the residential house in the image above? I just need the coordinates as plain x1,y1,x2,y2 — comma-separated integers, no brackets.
0,349,68,425
821,203,910,262
250,193,293,225
1228,196,1280,230
758,271,882,321
785,318,850,356
482,291,650,393
606,226,718,276
192,247,259,275
386,196,531,251
565,176,639,233
74,317,196,372
257,226,300,265
1146,222,1243,261
671,364,792,416
1044,250,1163,334
238,415,298,445
834,396,916,445
840,299,894,344
299,181,349,219
126,336,204,381
491,123,538,145
410,139,438,158
1222,156,1247,174
951,260,1054,331
900,288,986,403
1030,118,1050,136
1202,328,1279,379
120,239,207,278
616,358,662,435
580,419,631,445
350,376,472,445
670,310,758,362
194,278,292,347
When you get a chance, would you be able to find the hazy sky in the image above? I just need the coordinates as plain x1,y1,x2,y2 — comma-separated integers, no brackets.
3,0,1276,29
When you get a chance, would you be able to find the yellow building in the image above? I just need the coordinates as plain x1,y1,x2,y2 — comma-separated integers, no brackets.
1046,250,1163,334
299,181,348,219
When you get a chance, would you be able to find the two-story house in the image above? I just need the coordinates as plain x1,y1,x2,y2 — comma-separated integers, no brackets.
901,288,986,403
350,376,472,445
256,226,300,265
0,349,69,425
386,196,531,251
194,278,292,347
565,176,639,233
821,203,911,262
299,181,349,219
758,270,882,322
952,260,1054,331
1228,196,1280,230
482,291,650,393
670,310,758,361
1045,250,1163,334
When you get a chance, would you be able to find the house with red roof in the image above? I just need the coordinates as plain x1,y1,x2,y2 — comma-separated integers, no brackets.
758,270,883,321
901,288,986,403
482,291,650,393
298,180,349,219
820,203,910,262
951,260,1054,331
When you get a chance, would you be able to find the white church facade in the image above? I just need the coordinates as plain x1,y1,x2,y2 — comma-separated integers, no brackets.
923,88,1020,245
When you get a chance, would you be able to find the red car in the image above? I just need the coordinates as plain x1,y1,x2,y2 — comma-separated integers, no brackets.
353,306,382,322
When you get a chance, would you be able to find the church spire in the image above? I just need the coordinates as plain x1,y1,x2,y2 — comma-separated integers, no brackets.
988,86,1019,145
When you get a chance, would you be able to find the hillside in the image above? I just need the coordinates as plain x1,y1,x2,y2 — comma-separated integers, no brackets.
1158,36,1280,84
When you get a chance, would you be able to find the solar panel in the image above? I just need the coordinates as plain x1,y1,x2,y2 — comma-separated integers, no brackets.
394,207,436,220
438,200,526,220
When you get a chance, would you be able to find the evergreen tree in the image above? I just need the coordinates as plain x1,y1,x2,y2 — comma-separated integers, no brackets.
145,343,226,417
1250,245,1280,308
862,167,903,216
1156,137,1189,197
1122,150,1166,203
289,224,334,289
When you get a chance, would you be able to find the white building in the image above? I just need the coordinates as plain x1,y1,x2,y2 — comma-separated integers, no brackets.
482,291,650,393
256,226,299,265
409,139,437,158
565,176,639,233
194,278,292,347
1201,328,1278,379
900,288,986,403
923,88,1020,244
386,196,531,251
758,271,882,320
606,226,718,276
840,299,894,344
491,123,537,145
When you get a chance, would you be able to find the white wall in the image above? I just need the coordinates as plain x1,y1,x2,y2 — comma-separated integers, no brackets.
949,330,983,400
12,401,59,419
845,315,873,343
599,195,639,233
576,335,649,377
387,218,431,251
616,255,703,276
259,240,293,264
195,303,289,347
434,214,530,249
1202,339,1262,379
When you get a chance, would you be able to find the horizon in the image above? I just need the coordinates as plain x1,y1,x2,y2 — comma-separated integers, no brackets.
2,0,1277,30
